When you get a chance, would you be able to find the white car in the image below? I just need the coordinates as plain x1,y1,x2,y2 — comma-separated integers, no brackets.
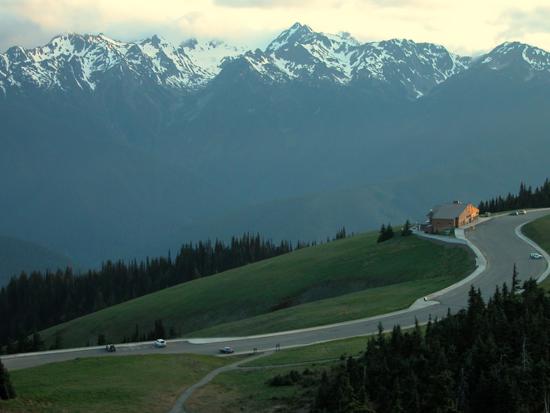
219,346,235,354
154,339,167,348
519,210,527,215
530,252,543,260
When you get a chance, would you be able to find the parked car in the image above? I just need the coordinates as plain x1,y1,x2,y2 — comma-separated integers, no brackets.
530,252,543,260
105,344,116,352
154,339,167,348
219,346,234,354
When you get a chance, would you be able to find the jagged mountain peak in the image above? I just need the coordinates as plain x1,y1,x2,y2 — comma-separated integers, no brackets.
479,41,550,73
266,22,315,52
287,22,314,36
0,33,209,94
232,25,472,98
2,28,549,99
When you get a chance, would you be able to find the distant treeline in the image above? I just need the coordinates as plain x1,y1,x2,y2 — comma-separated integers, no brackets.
311,275,550,412
479,179,550,213
0,232,327,351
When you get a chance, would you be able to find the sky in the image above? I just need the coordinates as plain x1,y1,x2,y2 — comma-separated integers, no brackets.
1,0,550,55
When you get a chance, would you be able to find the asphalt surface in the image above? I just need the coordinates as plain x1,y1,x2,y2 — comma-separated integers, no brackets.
3,211,549,371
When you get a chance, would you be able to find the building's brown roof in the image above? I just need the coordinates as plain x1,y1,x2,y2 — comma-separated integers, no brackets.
429,203,469,220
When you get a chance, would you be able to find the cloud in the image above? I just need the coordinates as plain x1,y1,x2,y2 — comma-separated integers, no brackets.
1,0,550,55
0,11,49,50
500,7,550,38
213,0,317,8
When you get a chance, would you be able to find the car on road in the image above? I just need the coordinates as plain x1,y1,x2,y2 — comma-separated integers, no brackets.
105,344,116,352
530,252,543,260
154,339,167,348
512,210,527,216
219,346,235,354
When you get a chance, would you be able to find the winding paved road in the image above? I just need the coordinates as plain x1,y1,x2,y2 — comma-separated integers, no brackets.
3,210,549,371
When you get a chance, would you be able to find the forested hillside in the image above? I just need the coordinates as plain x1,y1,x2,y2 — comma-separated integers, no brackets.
311,279,550,412
0,234,299,351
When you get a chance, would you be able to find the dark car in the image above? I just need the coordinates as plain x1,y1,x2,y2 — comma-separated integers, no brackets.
219,346,235,354
105,344,116,352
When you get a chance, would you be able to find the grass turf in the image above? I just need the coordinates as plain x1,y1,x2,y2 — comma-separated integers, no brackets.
522,214,550,289
185,364,322,413
0,354,230,413
190,276,453,338
40,232,474,348
243,335,369,367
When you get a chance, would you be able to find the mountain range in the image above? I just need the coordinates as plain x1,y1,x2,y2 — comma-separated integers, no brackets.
1,22,550,271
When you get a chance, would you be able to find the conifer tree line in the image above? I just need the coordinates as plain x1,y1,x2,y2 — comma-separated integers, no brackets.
311,277,550,413
479,179,550,213
0,233,310,351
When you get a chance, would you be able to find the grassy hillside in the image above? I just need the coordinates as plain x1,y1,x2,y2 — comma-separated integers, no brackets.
0,236,73,286
522,214,550,289
40,233,474,347
0,354,230,413
190,277,455,337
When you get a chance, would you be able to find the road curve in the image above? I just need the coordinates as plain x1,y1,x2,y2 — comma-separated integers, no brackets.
3,210,550,371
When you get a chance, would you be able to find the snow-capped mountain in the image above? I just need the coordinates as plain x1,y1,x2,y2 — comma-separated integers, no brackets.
180,38,248,77
2,23,550,99
0,33,210,94
229,23,471,98
477,41,550,74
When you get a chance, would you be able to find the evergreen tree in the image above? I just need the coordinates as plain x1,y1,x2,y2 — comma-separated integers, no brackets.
385,224,394,240
377,223,395,243
401,220,412,236
49,331,63,350
131,324,140,342
0,232,305,350
377,224,387,243
512,263,520,294
0,360,16,400
479,178,550,213
312,278,550,413
31,332,44,352
336,227,347,240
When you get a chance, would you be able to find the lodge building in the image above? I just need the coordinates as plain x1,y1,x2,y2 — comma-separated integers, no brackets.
426,201,479,233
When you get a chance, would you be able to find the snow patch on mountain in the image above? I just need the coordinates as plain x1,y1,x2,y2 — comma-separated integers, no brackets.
479,42,550,73
2,25,549,98
235,22,471,98
181,38,248,76
0,33,209,94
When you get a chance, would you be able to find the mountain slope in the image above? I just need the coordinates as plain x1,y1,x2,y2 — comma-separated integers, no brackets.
39,233,474,347
0,33,209,95
1,25,550,266
223,22,470,98
0,236,73,286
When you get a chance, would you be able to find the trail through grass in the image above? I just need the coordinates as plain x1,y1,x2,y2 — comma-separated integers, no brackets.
0,354,230,413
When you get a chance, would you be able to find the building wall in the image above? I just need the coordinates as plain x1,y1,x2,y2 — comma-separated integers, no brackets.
458,204,480,226
431,218,455,233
